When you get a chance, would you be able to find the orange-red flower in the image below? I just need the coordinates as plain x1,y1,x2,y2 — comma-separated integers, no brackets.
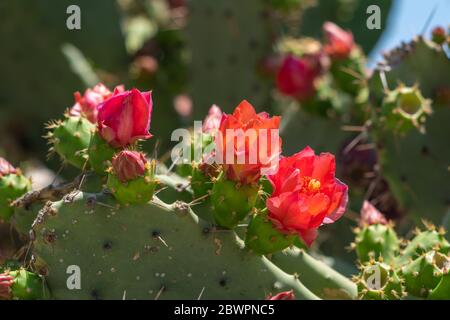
215,100,281,184
70,83,124,123
266,290,295,300
323,22,354,60
266,146,348,246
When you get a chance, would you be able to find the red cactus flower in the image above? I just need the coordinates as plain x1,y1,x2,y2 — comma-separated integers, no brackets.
431,26,447,45
323,22,355,60
215,100,281,184
360,201,387,226
0,157,17,177
203,104,223,134
112,150,148,183
70,83,124,123
266,146,348,246
266,290,295,300
97,88,153,148
276,55,321,101
0,274,14,300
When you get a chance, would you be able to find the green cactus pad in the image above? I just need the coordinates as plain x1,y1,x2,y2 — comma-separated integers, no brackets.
428,270,450,300
354,224,399,264
30,192,319,300
211,173,259,229
401,251,449,298
245,213,295,255
190,165,214,200
0,173,31,222
88,132,117,175
48,116,94,169
355,261,405,300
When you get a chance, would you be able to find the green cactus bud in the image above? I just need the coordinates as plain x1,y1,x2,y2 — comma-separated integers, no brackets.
398,226,450,265
353,224,400,264
245,212,296,255
7,269,48,300
355,260,405,300
46,116,95,169
107,152,157,205
88,131,117,175
381,85,432,134
0,171,31,222
211,172,259,229
401,250,449,298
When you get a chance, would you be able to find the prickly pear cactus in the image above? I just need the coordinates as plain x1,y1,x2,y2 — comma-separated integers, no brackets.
370,37,450,224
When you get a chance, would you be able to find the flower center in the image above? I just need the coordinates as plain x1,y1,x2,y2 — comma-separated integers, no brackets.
301,177,321,193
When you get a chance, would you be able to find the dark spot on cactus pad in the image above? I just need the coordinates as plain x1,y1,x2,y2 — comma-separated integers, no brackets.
90,289,102,300
86,196,97,208
205,59,215,70
252,83,261,93
202,227,210,234
152,230,161,238
400,175,408,182
421,145,429,156
103,241,113,250
43,230,57,244
219,277,227,287
260,9,270,20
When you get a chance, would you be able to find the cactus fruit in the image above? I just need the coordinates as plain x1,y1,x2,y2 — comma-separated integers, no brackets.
352,201,399,264
0,158,31,222
400,250,450,298
381,85,432,134
354,260,405,300
46,115,95,169
0,268,48,300
397,226,450,265
211,172,260,229
107,151,157,205
245,212,296,255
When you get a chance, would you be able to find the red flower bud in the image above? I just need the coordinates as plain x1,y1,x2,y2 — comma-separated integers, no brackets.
97,88,153,148
70,83,124,123
0,274,14,300
360,201,387,226
276,55,321,101
202,104,223,134
0,157,17,177
266,146,348,246
323,22,355,60
266,290,295,300
215,100,281,184
431,26,447,45
112,150,148,183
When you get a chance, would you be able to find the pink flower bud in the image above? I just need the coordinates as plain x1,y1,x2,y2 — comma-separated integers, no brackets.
202,104,223,134
69,83,123,123
360,201,387,226
97,88,153,148
112,150,148,183
323,22,355,60
266,290,295,300
276,55,321,101
0,157,17,177
0,274,14,300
